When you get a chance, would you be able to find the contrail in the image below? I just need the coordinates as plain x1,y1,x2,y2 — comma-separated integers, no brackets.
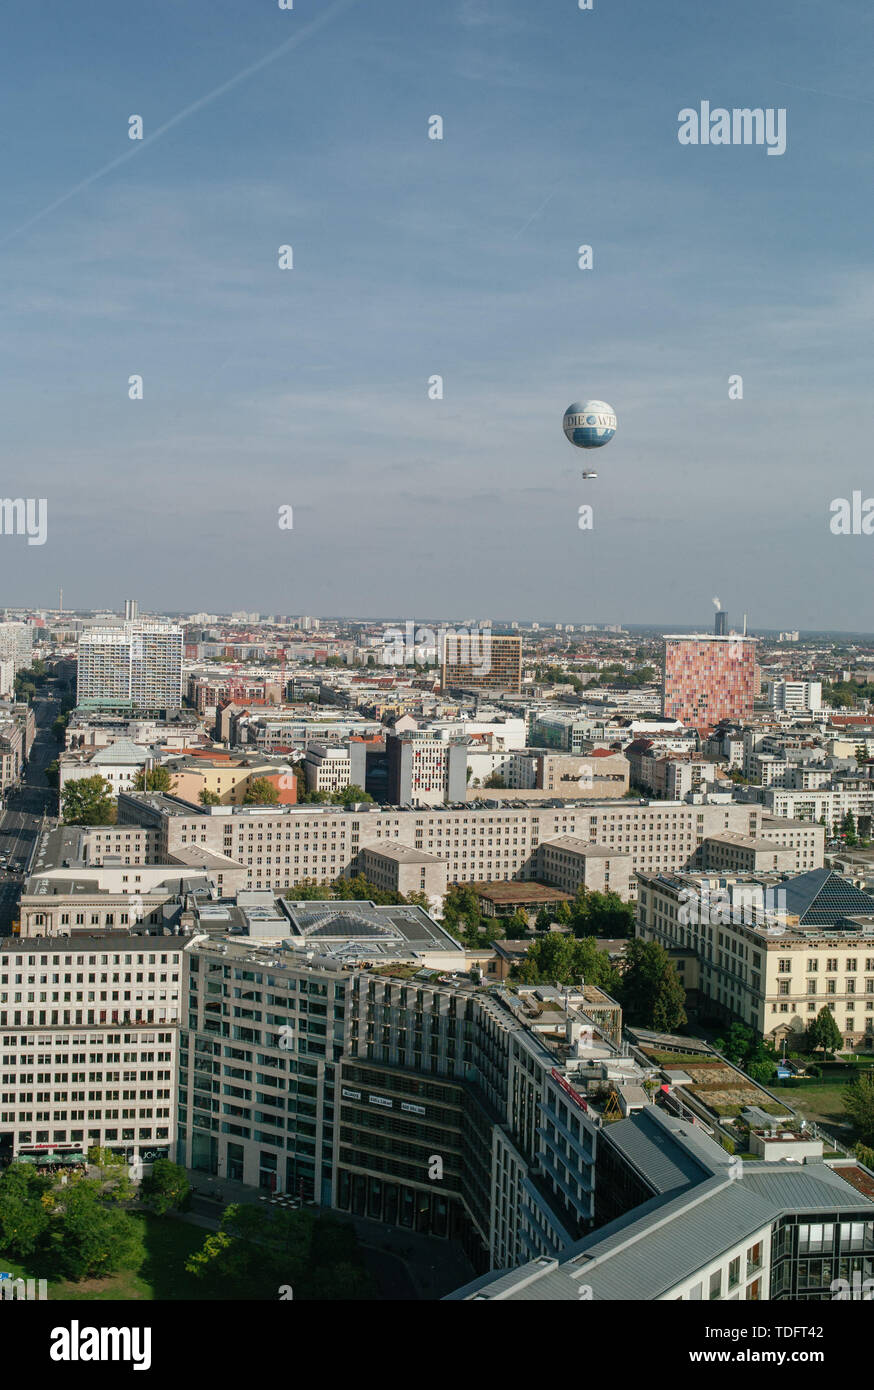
512,179,566,240
0,0,359,248
773,78,874,107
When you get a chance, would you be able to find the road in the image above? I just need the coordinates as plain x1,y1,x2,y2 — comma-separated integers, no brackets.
0,683,61,932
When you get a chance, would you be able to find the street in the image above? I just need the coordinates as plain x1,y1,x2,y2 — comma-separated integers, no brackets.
0,684,61,933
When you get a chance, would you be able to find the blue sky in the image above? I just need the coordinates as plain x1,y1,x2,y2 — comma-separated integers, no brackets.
0,0,872,627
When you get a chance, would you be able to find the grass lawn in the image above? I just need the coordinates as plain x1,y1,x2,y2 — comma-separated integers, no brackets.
0,1214,214,1301
777,1081,857,1135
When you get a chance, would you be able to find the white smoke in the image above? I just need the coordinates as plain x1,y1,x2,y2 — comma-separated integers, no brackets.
712,596,722,610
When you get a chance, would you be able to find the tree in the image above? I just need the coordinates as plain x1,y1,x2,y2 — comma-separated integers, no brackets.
51,714,68,742
534,905,552,933
842,811,858,847
140,1159,191,1215
844,1073,874,1146
618,938,687,1031
244,777,280,805
504,908,530,940
133,766,176,793
45,758,60,790
483,772,506,789
61,775,114,825
330,784,372,804
853,1141,874,1170
286,879,333,901
570,888,635,940
45,1180,144,1282
513,934,620,994
0,1162,52,1259
806,1006,843,1059
199,788,221,806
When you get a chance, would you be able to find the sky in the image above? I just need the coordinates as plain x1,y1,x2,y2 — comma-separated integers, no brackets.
0,0,872,628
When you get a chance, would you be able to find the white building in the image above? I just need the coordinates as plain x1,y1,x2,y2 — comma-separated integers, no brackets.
768,680,822,713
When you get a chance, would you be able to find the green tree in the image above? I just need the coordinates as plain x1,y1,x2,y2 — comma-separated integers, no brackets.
619,938,687,1031
571,888,635,939
534,905,552,933
513,934,620,994
199,788,221,805
842,811,858,847
45,1180,144,1282
807,1006,843,1058
329,784,372,804
286,879,333,900
843,1073,874,1146
853,1141,874,1170
140,1159,191,1215
483,772,506,789
45,758,60,790
503,908,530,940
0,1162,52,1259
244,777,280,805
133,766,176,793
61,774,114,825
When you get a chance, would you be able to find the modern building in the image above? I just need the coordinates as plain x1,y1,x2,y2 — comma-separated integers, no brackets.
441,634,522,695
768,680,823,714
385,732,468,806
77,622,183,713
0,935,183,1165
662,635,757,729
449,1104,874,1301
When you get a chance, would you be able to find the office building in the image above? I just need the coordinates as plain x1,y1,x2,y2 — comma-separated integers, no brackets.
115,791,821,901
636,865,874,1047
385,732,468,806
663,634,757,729
0,935,183,1166
768,680,823,713
450,1104,874,1301
441,633,522,695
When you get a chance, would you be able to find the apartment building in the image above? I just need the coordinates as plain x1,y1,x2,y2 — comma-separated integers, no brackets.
0,936,183,1164
768,680,823,713
304,742,366,796
78,622,183,712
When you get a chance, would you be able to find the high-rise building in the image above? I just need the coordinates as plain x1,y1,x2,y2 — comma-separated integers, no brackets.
662,634,756,729
124,598,139,622
0,621,33,682
714,609,728,636
77,622,183,711
441,632,521,694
